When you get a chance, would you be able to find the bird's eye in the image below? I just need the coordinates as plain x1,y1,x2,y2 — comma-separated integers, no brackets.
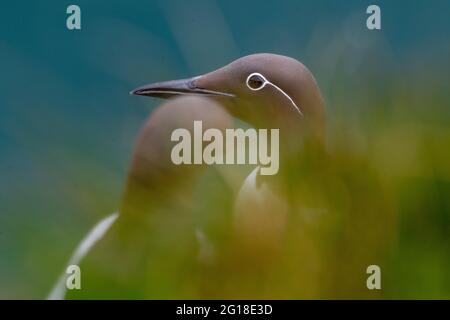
246,73,267,91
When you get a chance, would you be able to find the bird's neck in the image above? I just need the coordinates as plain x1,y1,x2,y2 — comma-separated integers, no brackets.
257,117,326,198
120,165,202,217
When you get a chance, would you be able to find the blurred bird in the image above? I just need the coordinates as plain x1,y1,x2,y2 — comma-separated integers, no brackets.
50,96,232,299
51,53,394,299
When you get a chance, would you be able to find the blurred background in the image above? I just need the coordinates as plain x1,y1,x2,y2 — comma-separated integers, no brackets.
0,0,449,299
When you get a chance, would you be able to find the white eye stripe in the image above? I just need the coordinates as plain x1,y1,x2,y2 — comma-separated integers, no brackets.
245,72,303,117
267,82,303,116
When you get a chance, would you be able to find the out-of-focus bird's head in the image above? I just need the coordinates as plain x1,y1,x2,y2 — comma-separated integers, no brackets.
132,53,325,144
121,96,232,216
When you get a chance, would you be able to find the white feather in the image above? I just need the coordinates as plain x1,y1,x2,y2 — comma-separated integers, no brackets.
47,212,118,300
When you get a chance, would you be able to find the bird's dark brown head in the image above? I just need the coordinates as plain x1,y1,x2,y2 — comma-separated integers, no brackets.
132,53,326,145
121,96,232,216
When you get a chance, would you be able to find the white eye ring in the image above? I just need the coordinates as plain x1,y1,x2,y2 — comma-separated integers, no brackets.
245,72,304,117
246,72,268,91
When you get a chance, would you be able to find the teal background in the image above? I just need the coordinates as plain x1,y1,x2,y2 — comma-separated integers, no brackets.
0,0,449,298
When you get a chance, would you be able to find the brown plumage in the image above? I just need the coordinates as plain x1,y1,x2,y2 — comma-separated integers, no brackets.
58,53,395,299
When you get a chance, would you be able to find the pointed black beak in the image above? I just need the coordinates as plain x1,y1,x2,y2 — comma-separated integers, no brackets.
131,76,234,99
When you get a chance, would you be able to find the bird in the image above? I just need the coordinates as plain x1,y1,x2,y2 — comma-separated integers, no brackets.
130,53,328,297
50,96,233,299
127,53,395,299
50,53,393,299
132,53,326,239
